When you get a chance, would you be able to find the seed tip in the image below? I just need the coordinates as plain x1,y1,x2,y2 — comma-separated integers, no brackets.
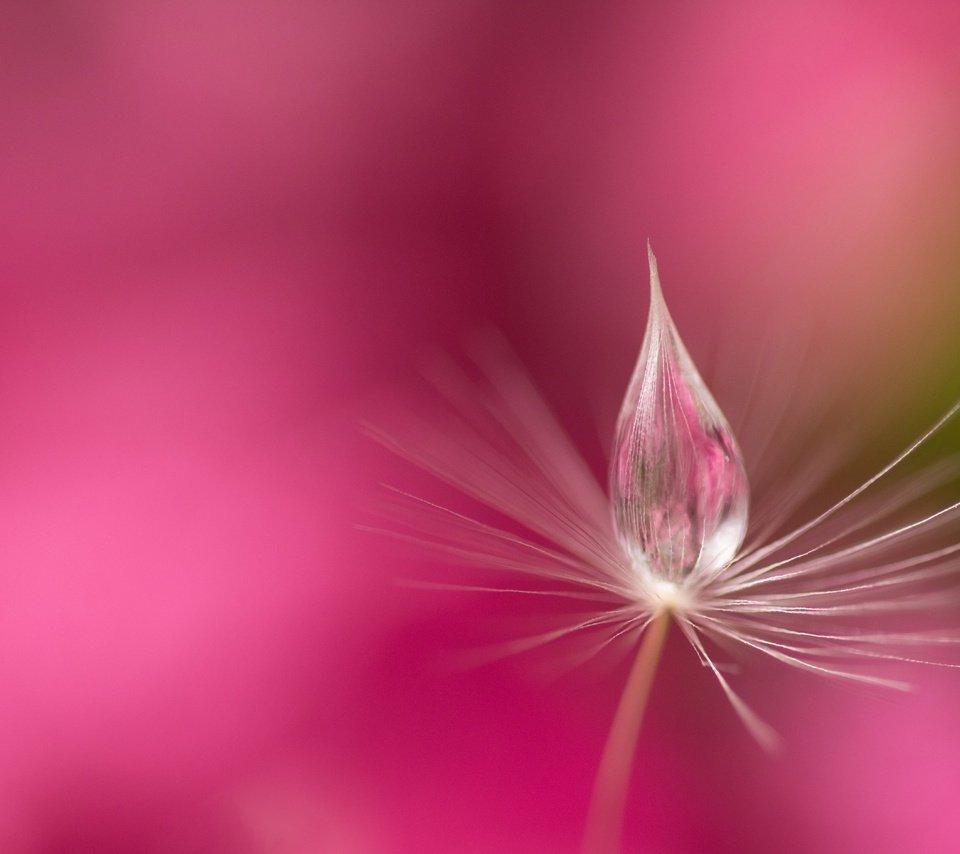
646,240,663,305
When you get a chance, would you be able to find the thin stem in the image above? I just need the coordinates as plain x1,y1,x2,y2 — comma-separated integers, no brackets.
581,611,671,854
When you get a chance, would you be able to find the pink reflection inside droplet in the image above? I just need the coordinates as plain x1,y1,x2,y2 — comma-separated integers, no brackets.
611,248,749,582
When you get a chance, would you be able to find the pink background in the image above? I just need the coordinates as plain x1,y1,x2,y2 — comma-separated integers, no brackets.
2,2,960,852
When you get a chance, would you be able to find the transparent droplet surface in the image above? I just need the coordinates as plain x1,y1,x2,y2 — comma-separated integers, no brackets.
611,246,749,582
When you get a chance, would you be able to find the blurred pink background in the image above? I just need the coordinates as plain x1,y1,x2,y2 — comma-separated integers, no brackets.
3,2,960,852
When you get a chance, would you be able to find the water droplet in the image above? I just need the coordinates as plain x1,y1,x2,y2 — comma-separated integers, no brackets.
611,246,749,582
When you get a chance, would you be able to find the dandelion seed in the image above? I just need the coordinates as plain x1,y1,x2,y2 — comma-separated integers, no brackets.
371,244,960,854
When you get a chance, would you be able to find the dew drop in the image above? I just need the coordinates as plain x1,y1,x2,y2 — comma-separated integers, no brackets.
611,246,749,582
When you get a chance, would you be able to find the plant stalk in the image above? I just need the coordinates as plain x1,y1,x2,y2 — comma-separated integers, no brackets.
581,611,671,854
